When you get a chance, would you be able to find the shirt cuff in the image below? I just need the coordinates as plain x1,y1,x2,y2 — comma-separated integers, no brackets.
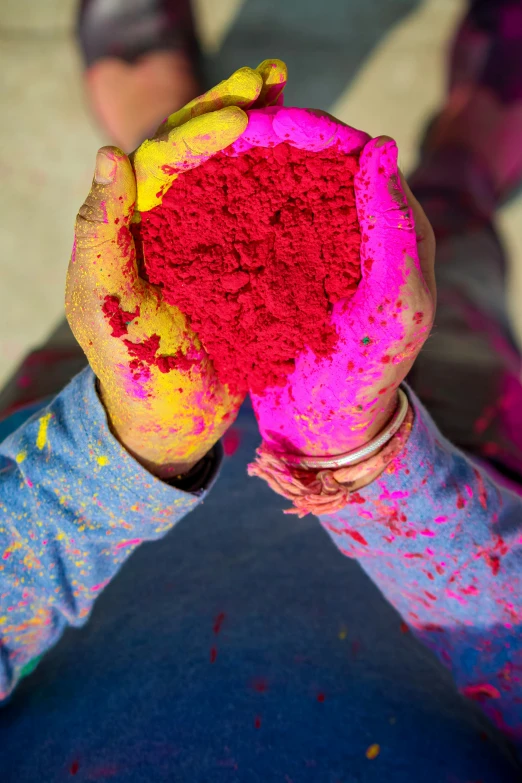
52,366,221,513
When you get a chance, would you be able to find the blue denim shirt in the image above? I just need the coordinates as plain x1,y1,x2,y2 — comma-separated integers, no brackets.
0,368,520,781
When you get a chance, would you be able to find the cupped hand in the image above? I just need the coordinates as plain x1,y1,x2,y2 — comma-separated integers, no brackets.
250,109,436,457
66,61,287,478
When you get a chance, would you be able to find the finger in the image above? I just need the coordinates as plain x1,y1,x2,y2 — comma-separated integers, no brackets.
243,106,369,151
355,136,421,290
133,105,248,212
398,171,437,301
154,66,263,138
272,108,370,152
252,58,287,107
66,147,141,351
70,146,138,293
233,106,370,153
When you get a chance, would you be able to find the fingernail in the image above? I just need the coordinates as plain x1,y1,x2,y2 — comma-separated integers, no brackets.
95,150,116,184
375,135,394,148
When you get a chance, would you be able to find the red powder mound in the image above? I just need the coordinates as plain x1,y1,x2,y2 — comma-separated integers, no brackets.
135,141,361,395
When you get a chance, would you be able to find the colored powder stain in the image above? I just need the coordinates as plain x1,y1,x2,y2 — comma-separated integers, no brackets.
254,716,262,729
473,468,488,509
338,625,348,640
400,621,409,634
115,538,142,550
102,295,139,338
366,744,380,760
97,456,109,466
70,760,80,776
121,333,202,378
462,683,501,701
223,429,241,456
36,413,52,451
136,141,361,396
15,451,27,464
251,678,268,693
317,692,326,702
213,612,226,635
210,647,218,663
346,529,368,546
484,553,500,576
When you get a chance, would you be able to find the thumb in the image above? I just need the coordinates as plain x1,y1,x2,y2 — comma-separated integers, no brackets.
71,146,138,293
355,137,420,292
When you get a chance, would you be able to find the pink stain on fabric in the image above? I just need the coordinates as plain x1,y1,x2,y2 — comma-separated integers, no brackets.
462,684,501,702
223,429,241,456
115,538,142,550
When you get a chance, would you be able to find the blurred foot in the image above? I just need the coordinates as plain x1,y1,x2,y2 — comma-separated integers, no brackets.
86,50,201,153
425,0,522,202
78,0,201,152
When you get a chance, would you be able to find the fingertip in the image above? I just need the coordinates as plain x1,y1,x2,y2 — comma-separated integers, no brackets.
184,105,249,151
95,145,132,184
223,66,263,105
92,146,136,218
254,59,288,106
94,146,120,184
216,104,249,127
374,135,394,149
272,107,338,150
358,137,402,201
365,136,399,168
154,68,262,138
256,58,288,80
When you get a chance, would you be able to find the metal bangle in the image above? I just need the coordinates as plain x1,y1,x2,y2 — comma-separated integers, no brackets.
282,388,409,470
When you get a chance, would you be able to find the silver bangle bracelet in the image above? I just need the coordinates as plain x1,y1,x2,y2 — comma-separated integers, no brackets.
282,388,409,470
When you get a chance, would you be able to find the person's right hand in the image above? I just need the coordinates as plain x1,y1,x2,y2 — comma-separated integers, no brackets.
66,61,287,480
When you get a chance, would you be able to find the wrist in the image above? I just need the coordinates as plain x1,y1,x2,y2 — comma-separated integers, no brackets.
116,436,201,479
97,378,211,479
346,391,400,457
281,389,406,469
296,390,400,459
249,392,414,517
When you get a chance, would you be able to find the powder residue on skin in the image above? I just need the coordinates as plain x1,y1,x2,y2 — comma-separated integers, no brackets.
102,296,140,338
101,300,203,380
135,141,361,395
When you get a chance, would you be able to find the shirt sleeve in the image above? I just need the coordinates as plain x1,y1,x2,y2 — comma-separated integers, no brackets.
318,386,522,751
0,367,219,701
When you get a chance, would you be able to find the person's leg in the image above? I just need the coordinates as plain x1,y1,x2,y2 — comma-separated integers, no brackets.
408,0,522,483
78,0,202,152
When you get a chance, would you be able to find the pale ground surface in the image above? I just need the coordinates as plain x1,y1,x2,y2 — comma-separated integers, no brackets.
1,0,521,386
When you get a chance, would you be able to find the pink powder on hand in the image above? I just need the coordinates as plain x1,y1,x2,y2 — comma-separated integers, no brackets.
134,140,362,395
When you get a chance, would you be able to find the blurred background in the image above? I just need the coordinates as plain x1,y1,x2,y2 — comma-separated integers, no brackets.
1,0,521,388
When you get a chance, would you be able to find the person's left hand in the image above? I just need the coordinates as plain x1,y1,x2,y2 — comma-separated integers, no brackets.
249,108,436,458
